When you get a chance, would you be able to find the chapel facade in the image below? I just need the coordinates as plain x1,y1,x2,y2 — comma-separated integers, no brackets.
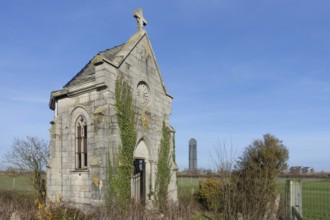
47,9,177,208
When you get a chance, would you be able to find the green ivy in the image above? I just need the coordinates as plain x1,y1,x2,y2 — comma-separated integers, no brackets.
107,76,137,210
155,121,171,209
172,131,176,163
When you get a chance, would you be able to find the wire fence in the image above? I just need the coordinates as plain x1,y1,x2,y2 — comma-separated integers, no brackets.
284,179,330,220
178,176,330,219
302,180,330,220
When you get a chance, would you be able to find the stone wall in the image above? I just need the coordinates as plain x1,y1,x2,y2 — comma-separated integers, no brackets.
47,32,177,208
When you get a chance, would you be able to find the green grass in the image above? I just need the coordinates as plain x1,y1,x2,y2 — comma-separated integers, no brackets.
0,174,35,195
1,174,329,219
276,178,330,220
178,177,206,200
180,177,330,220
302,180,330,220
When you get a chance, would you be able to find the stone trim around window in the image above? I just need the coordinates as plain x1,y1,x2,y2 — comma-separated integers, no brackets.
75,115,88,170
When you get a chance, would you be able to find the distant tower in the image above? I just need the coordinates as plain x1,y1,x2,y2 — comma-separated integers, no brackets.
189,138,197,172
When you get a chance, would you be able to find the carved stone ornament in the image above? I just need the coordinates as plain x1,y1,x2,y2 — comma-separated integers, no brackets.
136,82,150,105
133,8,147,31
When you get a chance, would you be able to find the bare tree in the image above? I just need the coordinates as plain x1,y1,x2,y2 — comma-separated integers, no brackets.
212,141,239,218
2,136,49,199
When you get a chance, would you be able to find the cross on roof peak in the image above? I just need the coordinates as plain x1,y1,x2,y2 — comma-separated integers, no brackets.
133,8,147,31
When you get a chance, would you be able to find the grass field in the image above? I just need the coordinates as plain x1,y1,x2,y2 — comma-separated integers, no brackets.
1,174,329,219
275,178,330,220
177,176,205,199
302,180,330,219
0,174,35,194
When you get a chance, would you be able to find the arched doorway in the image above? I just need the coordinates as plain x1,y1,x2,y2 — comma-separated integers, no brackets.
133,158,145,203
132,139,150,204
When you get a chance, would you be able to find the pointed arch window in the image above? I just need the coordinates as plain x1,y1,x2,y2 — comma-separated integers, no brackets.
76,116,88,169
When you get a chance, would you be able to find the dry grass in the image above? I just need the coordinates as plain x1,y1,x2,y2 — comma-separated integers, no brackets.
0,190,36,219
0,189,200,220
96,198,199,219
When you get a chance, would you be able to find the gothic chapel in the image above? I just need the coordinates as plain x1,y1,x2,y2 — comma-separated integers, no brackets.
47,9,177,208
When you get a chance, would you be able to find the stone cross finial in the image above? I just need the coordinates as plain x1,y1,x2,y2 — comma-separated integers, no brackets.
133,8,147,31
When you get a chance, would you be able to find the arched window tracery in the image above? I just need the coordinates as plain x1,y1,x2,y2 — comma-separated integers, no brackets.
76,115,87,169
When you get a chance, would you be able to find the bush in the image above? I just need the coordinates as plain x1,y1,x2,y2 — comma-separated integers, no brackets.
235,134,288,219
195,177,223,212
195,134,288,220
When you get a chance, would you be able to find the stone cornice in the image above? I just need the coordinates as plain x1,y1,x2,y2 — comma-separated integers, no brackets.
49,81,106,110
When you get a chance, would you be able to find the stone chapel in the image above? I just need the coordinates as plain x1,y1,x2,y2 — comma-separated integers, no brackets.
47,9,177,208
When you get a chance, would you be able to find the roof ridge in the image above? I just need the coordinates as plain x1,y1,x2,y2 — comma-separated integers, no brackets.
63,44,125,88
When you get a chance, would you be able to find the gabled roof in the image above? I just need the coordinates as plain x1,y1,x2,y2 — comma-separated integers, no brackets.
63,30,148,89
50,29,171,110
64,44,124,88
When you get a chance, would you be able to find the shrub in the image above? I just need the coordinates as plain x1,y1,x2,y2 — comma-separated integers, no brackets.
235,134,288,219
195,177,223,212
195,134,289,220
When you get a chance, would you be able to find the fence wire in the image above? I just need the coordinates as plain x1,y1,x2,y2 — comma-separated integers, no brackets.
302,180,330,220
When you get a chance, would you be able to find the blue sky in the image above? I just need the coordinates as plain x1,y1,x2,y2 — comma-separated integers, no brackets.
0,1,329,171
